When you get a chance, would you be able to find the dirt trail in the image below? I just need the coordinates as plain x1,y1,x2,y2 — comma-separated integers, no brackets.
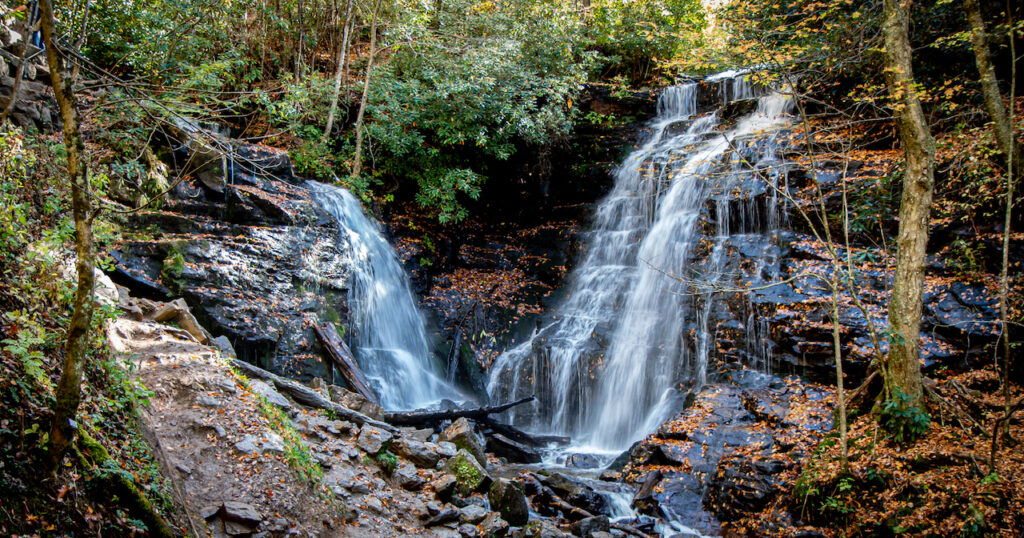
106,314,453,537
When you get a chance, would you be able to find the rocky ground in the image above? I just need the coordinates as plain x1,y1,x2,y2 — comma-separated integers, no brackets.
110,289,665,537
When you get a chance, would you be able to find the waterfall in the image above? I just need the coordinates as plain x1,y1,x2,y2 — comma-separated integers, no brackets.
311,182,453,410
487,72,793,451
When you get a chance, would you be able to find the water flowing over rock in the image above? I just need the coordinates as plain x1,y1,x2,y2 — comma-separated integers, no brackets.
487,73,795,451
310,182,455,410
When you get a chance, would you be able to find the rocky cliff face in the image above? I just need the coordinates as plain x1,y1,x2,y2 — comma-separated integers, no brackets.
111,141,353,379
1,22,59,132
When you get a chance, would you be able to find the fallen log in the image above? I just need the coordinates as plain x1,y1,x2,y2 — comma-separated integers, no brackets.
313,322,378,405
229,359,396,433
383,396,535,426
531,433,572,446
479,417,571,447
609,522,649,538
485,432,542,464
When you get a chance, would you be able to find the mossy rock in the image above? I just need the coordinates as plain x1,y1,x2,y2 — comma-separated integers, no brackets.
445,449,491,496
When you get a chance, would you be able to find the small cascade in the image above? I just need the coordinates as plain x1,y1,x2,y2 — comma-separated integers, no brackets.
311,182,453,410
487,72,794,452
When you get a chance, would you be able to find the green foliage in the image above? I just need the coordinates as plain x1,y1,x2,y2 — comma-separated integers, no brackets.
2,311,52,392
588,0,706,82
375,449,398,475
880,388,931,444
361,0,598,222
947,238,985,276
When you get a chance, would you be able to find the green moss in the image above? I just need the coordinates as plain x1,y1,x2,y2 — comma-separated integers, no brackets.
447,451,485,495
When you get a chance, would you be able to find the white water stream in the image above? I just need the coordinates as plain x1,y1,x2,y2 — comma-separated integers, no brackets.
312,182,455,410
487,72,794,453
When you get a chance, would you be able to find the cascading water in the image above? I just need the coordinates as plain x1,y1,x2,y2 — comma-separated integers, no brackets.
487,73,794,452
311,182,453,410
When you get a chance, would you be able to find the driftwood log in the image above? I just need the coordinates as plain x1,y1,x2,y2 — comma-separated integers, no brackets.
383,396,535,426
227,359,559,450
313,322,379,405
229,359,397,432
479,417,571,447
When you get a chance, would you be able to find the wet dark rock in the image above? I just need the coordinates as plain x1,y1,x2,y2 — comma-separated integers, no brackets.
480,513,510,537
565,453,601,469
720,98,759,123
110,156,353,379
486,433,541,464
620,375,833,535
631,470,662,516
538,472,608,516
570,516,609,537
488,479,529,526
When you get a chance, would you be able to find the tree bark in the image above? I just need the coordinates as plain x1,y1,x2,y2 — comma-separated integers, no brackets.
229,358,397,431
881,0,934,406
70,0,90,83
430,0,442,31
351,0,380,179
313,322,378,404
964,0,1022,178
40,0,96,472
382,396,535,426
323,0,355,140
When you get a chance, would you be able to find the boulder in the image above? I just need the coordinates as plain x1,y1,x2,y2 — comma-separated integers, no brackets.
430,473,458,500
329,384,384,420
538,472,608,516
570,516,610,537
393,462,426,490
518,520,566,537
487,479,529,526
392,437,441,468
356,424,394,454
480,513,510,537
446,449,491,496
250,379,292,410
459,504,488,524
441,418,487,467
222,501,262,526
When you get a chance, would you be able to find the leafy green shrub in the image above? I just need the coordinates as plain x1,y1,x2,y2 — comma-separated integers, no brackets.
375,450,398,475
361,0,598,222
880,388,930,444
589,0,706,82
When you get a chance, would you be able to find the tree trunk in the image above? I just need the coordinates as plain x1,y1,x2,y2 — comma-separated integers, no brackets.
431,0,442,31
40,0,96,472
964,0,1022,178
351,0,380,179
997,9,1016,437
881,0,934,406
296,0,305,78
70,0,90,83
323,0,355,140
